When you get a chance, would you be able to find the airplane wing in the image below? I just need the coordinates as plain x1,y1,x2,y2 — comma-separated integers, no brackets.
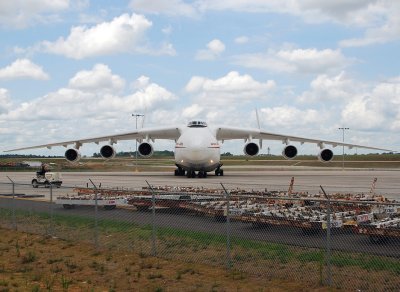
4,126,182,152
215,126,393,151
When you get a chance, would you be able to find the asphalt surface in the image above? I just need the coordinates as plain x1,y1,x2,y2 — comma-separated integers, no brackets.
0,196,399,258
1,169,400,200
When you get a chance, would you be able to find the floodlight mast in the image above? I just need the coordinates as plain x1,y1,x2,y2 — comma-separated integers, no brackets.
132,113,145,165
338,127,349,170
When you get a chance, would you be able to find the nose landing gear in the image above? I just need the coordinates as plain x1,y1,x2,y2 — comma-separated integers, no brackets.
215,165,224,176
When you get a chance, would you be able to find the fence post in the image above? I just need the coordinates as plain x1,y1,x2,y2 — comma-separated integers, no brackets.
320,185,332,287
221,183,232,270
49,183,54,236
6,176,17,231
145,180,157,257
89,179,99,249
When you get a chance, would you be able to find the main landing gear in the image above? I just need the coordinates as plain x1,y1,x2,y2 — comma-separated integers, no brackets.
174,165,224,178
174,166,185,176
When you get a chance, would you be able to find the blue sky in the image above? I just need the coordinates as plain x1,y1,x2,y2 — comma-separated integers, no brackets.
0,0,399,156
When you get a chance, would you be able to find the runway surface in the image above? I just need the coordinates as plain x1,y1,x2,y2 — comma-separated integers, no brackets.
1,169,399,200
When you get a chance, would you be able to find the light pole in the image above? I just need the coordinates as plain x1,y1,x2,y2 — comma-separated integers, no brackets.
132,113,144,165
338,127,349,170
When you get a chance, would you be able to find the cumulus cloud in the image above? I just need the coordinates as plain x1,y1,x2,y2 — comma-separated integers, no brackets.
4,64,177,123
341,96,386,130
232,48,349,74
35,13,175,59
299,72,359,103
339,2,400,47
182,104,204,119
195,39,226,60
68,64,125,93
185,71,276,105
0,88,13,114
129,0,197,17
135,1,399,47
0,0,70,28
260,106,321,128
0,59,49,80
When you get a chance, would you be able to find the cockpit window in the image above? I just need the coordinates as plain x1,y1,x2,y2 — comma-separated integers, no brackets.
188,120,208,128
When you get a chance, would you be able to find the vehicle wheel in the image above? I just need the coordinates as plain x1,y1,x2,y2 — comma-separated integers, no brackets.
32,180,39,188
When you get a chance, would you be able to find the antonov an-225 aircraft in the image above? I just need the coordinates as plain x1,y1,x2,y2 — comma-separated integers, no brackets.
6,120,391,178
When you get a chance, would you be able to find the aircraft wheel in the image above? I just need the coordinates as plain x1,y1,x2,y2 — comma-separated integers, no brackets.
215,169,224,176
199,171,207,178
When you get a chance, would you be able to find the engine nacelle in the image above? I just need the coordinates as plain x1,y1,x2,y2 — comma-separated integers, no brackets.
243,142,259,156
138,142,154,157
100,145,116,159
318,148,334,162
282,145,298,160
65,148,81,163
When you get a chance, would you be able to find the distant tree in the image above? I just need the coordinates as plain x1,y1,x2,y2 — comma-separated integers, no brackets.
221,152,233,157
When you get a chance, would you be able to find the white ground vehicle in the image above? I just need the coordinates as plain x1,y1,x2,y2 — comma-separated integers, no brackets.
31,172,62,188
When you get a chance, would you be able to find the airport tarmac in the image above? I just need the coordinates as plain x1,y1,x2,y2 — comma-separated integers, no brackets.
0,169,399,200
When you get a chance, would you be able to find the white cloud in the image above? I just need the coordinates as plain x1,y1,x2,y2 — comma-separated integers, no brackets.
233,48,349,74
185,71,276,105
0,0,70,28
195,39,226,60
137,1,399,47
299,72,359,103
68,64,125,93
182,104,204,119
36,13,174,59
0,88,12,114
333,76,400,131
129,0,197,17
341,96,386,130
234,36,249,44
260,106,321,128
3,65,177,123
339,2,400,47
0,59,49,80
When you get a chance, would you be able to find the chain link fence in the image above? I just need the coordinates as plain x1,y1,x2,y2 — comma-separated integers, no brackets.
0,178,399,291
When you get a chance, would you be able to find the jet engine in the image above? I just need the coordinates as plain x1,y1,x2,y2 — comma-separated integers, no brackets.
282,145,298,160
243,142,259,156
138,142,154,157
65,148,81,163
318,148,334,162
100,145,116,159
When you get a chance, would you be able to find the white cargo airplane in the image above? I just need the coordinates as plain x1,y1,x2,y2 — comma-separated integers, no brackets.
5,120,392,178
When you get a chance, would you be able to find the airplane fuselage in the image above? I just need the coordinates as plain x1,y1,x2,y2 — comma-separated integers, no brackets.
174,126,220,172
